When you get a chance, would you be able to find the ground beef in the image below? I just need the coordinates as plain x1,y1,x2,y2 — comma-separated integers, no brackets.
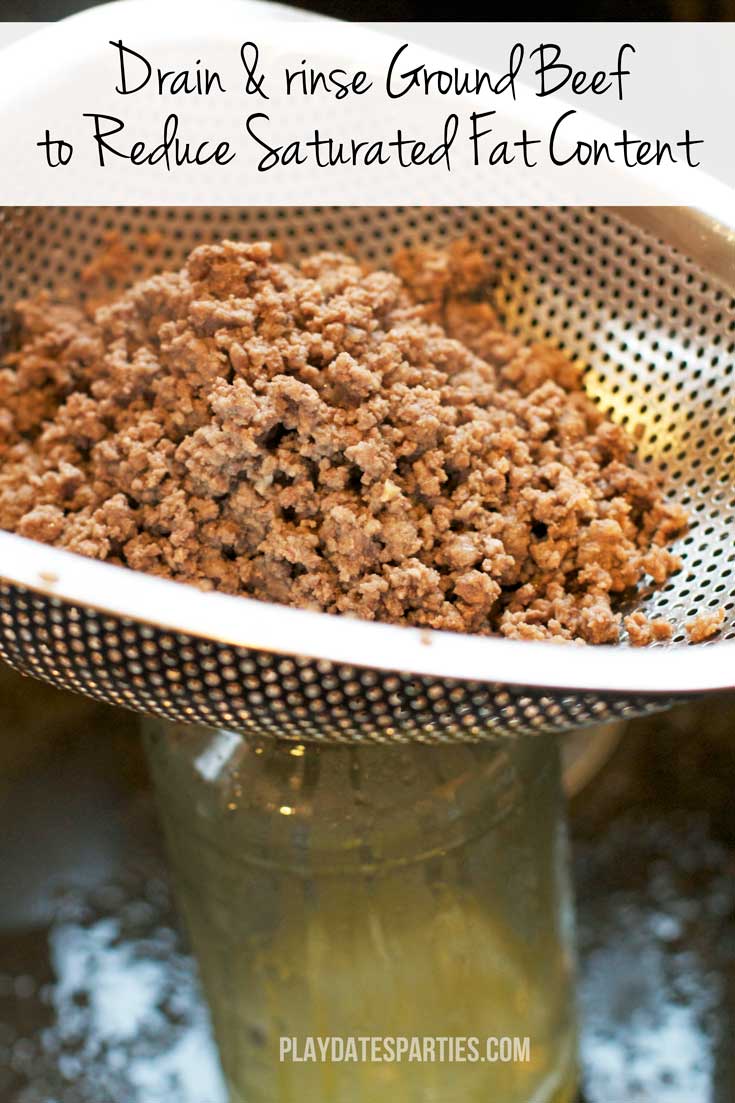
624,611,674,647
686,608,725,643
0,239,690,644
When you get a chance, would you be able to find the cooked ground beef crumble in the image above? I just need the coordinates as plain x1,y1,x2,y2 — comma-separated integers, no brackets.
686,608,726,644
0,239,692,645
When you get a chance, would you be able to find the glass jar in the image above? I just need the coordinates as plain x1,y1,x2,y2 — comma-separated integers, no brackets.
143,721,578,1103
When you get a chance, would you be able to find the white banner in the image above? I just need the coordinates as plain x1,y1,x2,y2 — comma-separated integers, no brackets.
0,4,733,210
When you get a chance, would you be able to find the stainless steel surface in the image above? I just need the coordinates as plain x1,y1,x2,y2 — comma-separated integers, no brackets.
0,206,734,742
1,666,734,1103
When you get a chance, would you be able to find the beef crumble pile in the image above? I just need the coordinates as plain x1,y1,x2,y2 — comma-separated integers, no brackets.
0,240,690,645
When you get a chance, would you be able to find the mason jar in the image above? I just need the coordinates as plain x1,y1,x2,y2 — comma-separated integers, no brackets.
143,722,578,1103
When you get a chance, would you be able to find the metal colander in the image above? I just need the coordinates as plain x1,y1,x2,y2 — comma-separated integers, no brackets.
0,205,734,744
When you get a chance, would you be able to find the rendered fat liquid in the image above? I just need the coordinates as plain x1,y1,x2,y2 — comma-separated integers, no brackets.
144,726,578,1103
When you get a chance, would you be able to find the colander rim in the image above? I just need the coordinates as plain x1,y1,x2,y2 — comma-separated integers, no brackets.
1,529,733,696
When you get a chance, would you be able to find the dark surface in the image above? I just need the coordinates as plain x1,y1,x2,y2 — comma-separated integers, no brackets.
3,2,734,25
0,664,734,1102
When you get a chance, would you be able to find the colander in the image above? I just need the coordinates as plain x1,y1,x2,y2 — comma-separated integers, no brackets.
0,205,734,744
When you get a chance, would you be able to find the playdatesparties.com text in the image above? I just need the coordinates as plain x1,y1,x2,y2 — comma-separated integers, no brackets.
279,1035,533,1063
